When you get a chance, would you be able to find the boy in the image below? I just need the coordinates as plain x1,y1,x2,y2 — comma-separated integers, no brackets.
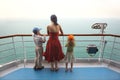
32,27,46,70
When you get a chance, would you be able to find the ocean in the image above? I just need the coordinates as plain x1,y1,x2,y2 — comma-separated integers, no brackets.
0,18,120,65
0,18,120,36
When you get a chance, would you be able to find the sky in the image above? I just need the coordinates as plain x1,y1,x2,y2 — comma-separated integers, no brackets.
0,0,120,19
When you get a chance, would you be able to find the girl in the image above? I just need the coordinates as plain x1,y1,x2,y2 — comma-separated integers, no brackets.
65,35,75,72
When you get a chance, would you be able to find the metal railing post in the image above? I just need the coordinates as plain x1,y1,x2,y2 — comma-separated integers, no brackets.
101,40,107,59
12,37,18,66
22,36,27,68
99,35,105,62
109,37,116,63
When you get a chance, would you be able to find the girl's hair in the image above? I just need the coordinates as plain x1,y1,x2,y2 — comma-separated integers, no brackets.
68,35,75,47
68,35,74,40
50,14,58,25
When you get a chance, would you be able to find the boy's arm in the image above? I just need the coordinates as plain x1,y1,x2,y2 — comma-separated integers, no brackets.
39,35,46,43
41,35,46,43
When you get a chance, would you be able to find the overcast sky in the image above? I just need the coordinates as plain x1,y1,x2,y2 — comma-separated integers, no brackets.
0,0,120,19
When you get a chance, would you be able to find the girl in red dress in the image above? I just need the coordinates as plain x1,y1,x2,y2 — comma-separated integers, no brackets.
44,14,64,71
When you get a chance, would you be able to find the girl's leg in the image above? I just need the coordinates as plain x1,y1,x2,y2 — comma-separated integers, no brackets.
65,62,68,72
70,62,73,72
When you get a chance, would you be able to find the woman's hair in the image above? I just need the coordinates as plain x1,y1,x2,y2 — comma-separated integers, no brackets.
50,14,58,25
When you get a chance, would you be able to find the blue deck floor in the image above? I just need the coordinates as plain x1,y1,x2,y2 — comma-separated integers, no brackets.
0,67,120,80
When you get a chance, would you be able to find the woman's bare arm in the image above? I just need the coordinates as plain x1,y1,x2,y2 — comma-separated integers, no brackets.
47,26,49,35
59,25,63,35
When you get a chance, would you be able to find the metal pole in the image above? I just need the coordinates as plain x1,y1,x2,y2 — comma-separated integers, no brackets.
99,26,105,62
109,37,116,65
101,40,107,59
12,37,18,66
22,36,26,68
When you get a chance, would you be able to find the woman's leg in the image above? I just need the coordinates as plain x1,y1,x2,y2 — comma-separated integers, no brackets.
51,62,54,71
55,61,58,71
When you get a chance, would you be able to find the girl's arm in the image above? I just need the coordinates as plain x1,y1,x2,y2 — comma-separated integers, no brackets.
65,43,68,47
73,41,75,47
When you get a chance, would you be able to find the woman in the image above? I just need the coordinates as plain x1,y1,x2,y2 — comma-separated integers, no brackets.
44,14,64,71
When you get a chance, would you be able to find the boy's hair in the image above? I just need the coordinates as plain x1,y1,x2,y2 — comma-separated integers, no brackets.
33,31,37,34
33,27,41,34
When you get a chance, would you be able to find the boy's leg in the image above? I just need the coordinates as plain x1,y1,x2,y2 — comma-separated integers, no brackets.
34,49,39,69
38,47,44,69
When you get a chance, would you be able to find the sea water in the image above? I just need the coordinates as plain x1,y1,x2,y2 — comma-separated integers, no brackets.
0,18,120,35
0,18,120,65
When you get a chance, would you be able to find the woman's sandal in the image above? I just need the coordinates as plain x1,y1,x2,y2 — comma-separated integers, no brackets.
55,68,59,72
50,68,54,71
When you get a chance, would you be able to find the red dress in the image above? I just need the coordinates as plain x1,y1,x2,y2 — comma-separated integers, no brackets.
44,32,64,62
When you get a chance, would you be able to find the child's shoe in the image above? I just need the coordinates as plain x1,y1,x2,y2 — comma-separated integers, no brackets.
38,66,44,70
70,68,72,72
65,69,68,72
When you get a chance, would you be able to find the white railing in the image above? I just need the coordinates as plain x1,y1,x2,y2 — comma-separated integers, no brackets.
0,34,120,67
